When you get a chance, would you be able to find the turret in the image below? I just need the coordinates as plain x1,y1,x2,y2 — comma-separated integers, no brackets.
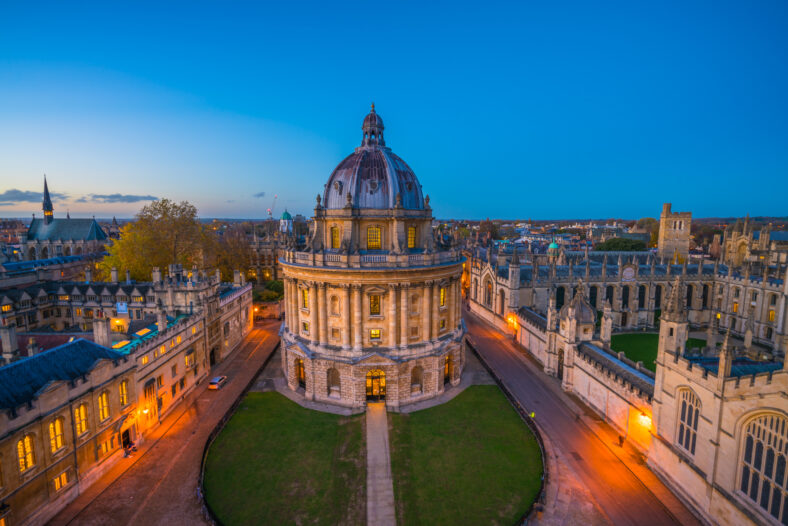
717,328,734,390
600,299,613,346
658,277,688,360
42,175,54,225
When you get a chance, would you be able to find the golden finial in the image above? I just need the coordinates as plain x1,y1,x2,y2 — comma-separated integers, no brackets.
371,102,375,112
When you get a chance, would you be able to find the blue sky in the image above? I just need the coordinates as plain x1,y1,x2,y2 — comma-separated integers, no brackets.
0,1,786,220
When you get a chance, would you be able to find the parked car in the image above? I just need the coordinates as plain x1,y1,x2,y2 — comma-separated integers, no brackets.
208,376,228,390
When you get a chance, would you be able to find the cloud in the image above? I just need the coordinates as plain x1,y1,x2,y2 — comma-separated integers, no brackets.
76,193,158,204
226,199,235,203
0,189,68,205
253,191,266,198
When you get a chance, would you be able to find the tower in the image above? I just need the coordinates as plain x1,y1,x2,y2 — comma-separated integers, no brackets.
43,175,54,225
279,210,293,234
658,276,688,359
657,203,691,261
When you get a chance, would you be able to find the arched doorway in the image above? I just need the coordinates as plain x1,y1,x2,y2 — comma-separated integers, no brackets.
209,347,218,366
444,355,452,385
295,359,306,389
366,369,386,401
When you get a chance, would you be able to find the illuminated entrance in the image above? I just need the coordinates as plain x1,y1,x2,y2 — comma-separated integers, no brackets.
295,359,306,388
366,369,386,402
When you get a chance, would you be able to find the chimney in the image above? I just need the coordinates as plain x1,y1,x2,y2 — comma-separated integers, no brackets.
0,325,19,363
157,309,168,333
93,317,111,348
233,269,241,287
152,267,161,282
125,270,131,284
111,267,119,283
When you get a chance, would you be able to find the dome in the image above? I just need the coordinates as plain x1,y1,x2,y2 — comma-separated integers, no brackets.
548,241,558,249
280,210,292,220
322,105,424,210
558,283,597,324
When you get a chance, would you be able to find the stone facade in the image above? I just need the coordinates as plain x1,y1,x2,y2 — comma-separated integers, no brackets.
658,203,692,261
723,216,788,268
280,107,465,411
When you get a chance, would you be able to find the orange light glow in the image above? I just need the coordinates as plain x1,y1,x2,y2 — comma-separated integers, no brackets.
638,412,652,428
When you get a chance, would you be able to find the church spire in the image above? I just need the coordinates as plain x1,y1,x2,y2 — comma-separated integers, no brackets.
43,175,54,225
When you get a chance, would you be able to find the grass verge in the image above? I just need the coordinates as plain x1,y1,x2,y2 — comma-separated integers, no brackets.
611,333,707,372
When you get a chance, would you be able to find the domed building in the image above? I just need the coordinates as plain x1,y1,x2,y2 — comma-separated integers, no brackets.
280,105,466,410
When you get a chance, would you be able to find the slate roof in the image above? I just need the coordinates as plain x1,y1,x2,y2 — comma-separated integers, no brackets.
0,338,127,411
578,342,655,398
1,255,87,274
27,217,107,242
686,355,784,377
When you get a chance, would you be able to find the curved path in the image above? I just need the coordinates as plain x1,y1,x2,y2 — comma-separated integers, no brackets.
465,312,701,526
49,321,280,526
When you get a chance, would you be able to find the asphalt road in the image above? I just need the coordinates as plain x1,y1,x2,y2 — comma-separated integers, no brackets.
465,313,700,526
49,321,280,526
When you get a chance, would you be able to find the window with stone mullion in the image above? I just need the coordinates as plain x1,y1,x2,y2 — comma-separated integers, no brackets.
739,414,788,523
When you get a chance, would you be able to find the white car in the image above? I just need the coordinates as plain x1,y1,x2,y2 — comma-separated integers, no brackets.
208,376,228,390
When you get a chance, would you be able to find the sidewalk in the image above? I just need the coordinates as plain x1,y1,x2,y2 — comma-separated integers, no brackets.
50,322,280,526
366,403,396,526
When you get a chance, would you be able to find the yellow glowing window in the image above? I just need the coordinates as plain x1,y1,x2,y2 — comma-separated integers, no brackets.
407,227,416,249
54,471,68,491
161,344,167,354
769,310,775,322
302,321,309,334
733,302,738,313
135,328,151,336
301,288,309,309
177,335,182,344
112,340,130,349
141,355,149,365
192,326,197,335
331,227,340,249
17,434,35,472
1,304,11,312
440,287,446,307
367,227,381,250
58,295,69,301
440,319,447,331
74,404,88,435
370,329,381,340
170,339,175,348
119,380,128,406
98,392,109,421
370,295,381,315
75,308,82,316
49,418,64,453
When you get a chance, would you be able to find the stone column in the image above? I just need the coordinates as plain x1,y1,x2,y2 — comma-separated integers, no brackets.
400,284,409,349
342,284,351,350
353,285,362,351
318,283,327,346
389,284,398,348
286,278,295,332
309,282,318,344
432,282,440,339
422,281,432,341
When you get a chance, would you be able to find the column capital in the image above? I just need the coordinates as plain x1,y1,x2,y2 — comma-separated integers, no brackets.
424,280,435,287
400,282,410,289
339,283,352,289
316,282,327,289
351,283,363,291
388,283,399,291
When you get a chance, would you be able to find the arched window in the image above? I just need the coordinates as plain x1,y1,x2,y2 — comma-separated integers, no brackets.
686,284,694,309
411,366,424,394
654,285,662,309
330,227,340,249
484,280,492,307
498,290,506,315
49,417,65,453
119,380,129,406
677,389,700,455
330,296,340,315
702,284,709,308
739,413,788,523
589,286,597,308
17,434,35,472
638,285,646,309
74,403,88,435
98,391,110,421
367,227,381,250
327,368,340,397
556,287,565,309
606,285,614,303
295,358,306,388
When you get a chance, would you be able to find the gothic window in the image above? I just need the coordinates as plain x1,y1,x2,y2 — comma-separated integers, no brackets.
484,280,492,307
739,413,788,523
330,227,340,249
702,284,709,308
49,417,65,453
638,285,646,309
74,403,88,435
369,295,381,316
119,380,129,406
498,291,506,315
407,227,416,249
589,286,597,308
17,434,35,472
367,227,381,250
606,286,614,303
556,287,565,309
686,285,694,309
98,391,110,421
677,389,700,455
621,286,629,309
472,279,478,301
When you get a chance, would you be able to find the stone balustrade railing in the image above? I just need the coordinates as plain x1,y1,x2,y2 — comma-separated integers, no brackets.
282,249,463,269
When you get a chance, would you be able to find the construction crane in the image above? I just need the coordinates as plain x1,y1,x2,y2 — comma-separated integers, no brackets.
266,194,278,219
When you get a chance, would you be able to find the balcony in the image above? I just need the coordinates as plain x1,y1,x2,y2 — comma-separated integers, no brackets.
283,249,463,270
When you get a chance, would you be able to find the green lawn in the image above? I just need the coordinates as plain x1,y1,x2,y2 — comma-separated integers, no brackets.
203,392,365,525
389,385,543,526
611,333,707,372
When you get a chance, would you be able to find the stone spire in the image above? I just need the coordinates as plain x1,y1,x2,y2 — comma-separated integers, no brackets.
662,277,686,322
717,327,734,389
43,175,54,225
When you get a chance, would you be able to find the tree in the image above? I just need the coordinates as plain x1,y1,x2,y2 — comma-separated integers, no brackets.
206,224,253,282
595,238,647,251
479,218,499,239
99,199,205,281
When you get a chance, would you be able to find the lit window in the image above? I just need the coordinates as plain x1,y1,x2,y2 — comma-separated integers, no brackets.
49,418,64,453
367,227,381,250
301,288,309,309
370,295,381,316
58,295,69,301
733,302,739,313
769,310,775,322
54,471,68,491
98,391,109,421
132,295,144,303
331,227,340,249
302,321,309,334
407,227,416,249
176,335,182,344
1,304,11,312
119,380,129,406
141,355,149,365
739,413,788,523
370,329,381,340
192,326,197,335
185,352,195,369
677,389,700,455
161,345,167,355
75,308,82,316
17,434,35,472
74,404,88,435
440,319,446,331
440,287,446,307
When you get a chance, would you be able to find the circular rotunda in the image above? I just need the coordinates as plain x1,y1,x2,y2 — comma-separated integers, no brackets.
280,105,466,409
